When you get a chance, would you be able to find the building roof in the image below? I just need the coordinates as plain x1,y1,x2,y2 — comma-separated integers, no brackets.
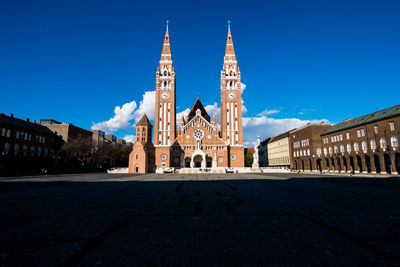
186,98,211,123
268,129,294,144
137,114,152,126
322,104,400,136
0,114,55,135
290,122,331,134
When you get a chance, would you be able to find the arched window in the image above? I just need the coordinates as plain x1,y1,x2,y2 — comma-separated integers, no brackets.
362,141,367,152
370,139,376,150
316,148,321,155
323,147,327,155
334,146,338,153
391,136,398,147
4,143,10,154
230,70,233,76
307,149,310,156
329,147,333,154
354,142,359,152
347,143,352,153
164,70,168,76
340,145,344,153
14,144,19,154
380,138,387,149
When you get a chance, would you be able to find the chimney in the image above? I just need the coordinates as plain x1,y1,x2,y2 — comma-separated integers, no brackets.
25,118,29,122
9,113,13,118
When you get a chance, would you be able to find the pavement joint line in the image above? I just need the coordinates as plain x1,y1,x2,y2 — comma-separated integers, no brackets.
174,181,184,192
220,181,238,191
58,215,132,267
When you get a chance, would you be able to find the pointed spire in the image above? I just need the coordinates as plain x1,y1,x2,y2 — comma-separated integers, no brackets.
137,114,152,126
211,115,217,126
225,20,236,61
161,20,172,59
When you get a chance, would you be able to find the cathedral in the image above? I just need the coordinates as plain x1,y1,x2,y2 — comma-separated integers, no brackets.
129,23,245,173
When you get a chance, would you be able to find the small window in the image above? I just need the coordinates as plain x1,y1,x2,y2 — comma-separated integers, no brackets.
361,128,365,137
334,146,338,153
329,147,333,154
357,130,361,138
389,122,395,131
346,132,350,139
340,145,344,153
374,125,379,134
323,148,327,155
6,129,11,138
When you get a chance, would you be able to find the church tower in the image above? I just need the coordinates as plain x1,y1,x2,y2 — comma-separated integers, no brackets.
128,114,155,173
220,23,244,167
154,23,176,168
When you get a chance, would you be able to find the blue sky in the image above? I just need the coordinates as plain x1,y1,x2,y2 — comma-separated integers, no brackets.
1,0,399,145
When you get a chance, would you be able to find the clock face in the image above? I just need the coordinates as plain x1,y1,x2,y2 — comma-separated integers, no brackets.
228,92,236,100
231,154,236,160
193,129,204,140
161,92,170,100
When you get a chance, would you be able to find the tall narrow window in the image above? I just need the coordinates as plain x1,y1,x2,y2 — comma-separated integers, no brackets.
391,136,398,147
380,138,387,149
370,140,377,150
374,125,379,134
390,122,395,131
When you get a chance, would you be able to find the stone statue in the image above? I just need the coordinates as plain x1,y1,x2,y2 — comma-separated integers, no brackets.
252,136,261,169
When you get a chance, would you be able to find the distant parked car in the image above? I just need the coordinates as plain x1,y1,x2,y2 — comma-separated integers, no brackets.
225,168,238,173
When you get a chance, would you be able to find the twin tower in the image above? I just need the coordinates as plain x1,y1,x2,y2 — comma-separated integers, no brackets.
129,24,245,173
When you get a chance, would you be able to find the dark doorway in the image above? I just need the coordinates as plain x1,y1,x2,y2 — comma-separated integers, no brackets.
365,155,371,173
326,158,330,168
357,156,363,173
350,157,355,173
185,157,191,168
384,153,392,174
295,160,298,170
301,160,304,171
336,158,341,173
135,166,138,172
317,159,322,172
309,159,312,171
395,153,400,174
206,156,212,168
331,158,335,171
374,154,381,173
342,157,348,172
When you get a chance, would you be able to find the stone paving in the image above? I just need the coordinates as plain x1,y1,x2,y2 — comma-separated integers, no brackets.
0,173,400,266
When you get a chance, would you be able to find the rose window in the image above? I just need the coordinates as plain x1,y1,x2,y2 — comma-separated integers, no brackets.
193,129,204,140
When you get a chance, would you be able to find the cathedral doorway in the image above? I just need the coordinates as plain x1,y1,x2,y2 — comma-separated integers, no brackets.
193,155,203,168
384,153,392,174
185,157,191,168
365,155,371,173
206,156,212,168
374,154,381,173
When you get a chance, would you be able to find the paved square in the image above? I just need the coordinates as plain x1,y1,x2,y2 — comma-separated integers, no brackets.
1,173,400,266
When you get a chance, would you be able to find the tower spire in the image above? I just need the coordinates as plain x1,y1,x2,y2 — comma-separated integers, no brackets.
161,21,172,59
224,21,236,61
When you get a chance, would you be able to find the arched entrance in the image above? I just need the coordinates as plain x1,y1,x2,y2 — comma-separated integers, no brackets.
365,155,371,173
374,154,381,173
185,157,191,168
331,158,335,171
325,158,330,170
309,158,312,171
193,155,203,168
384,153,392,174
357,156,363,173
295,160,298,170
342,157,348,172
301,160,304,171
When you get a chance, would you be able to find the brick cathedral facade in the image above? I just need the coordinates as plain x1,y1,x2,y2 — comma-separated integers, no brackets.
129,24,245,173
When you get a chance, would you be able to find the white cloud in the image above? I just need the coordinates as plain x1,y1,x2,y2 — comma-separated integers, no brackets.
132,90,156,123
205,102,220,121
91,90,156,134
123,135,136,143
91,100,137,134
242,116,329,146
258,108,281,116
176,108,190,124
